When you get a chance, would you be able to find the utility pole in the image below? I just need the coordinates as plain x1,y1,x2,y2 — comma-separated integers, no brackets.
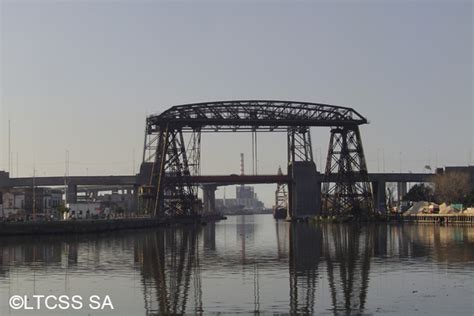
317,147,322,172
64,150,69,205
428,148,431,169
377,148,380,172
399,151,402,173
382,148,386,172
8,120,11,174
32,167,36,221
132,147,135,174
468,148,472,166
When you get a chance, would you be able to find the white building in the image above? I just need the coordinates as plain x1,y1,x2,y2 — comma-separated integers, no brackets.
1,188,63,219
66,202,102,219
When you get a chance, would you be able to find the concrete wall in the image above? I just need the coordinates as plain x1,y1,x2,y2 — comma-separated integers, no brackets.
288,161,320,219
202,185,216,213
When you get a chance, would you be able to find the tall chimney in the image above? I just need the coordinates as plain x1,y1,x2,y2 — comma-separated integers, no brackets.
240,153,244,176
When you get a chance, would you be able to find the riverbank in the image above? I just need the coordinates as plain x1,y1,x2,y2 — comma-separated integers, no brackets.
311,213,474,224
388,213,474,224
0,213,226,236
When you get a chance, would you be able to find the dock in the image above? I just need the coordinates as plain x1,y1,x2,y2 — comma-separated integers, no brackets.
388,214,474,224
0,214,226,236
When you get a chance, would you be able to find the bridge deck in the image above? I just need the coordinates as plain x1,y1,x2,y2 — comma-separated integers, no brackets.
7,176,137,187
2,172,434,188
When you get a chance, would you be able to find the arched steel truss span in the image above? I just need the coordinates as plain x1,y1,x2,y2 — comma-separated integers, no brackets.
146,100,368,132
141,100,374,219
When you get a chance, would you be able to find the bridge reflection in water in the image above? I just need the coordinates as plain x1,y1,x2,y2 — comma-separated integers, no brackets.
0,216,473,314
135,226,201,315
288,224,373,314
322,224,372,314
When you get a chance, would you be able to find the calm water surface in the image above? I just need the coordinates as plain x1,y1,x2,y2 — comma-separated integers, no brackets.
0,214,473,315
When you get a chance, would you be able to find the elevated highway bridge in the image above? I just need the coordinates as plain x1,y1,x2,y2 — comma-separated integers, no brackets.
1,171,434,213
2,172,433,188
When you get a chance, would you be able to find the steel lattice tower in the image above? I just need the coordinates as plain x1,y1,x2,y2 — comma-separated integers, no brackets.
274,166,288,214
141,125,201,217
322,126,374,217
287,126,313,163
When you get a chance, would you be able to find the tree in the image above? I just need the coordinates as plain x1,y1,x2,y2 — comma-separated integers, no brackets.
463,190,474,207
403,184,433,202
57,204,69,219
386,183,396,209
433,172,470,204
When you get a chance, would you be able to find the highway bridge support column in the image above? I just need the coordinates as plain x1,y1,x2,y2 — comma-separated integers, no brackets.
372,181,386,212
397,182,407,203
67,184,77,204
132,185,139,213
202,184,217,214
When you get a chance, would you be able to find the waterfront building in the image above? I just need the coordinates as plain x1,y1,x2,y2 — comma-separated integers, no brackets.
0,188,62,219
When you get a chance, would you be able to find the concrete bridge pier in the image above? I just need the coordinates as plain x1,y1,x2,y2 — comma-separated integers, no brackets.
203,222,216,250
202,184,217,214
132,185,139,213
288,161,320,220
67,184,77,204
397,182,407,202
372,181,386,212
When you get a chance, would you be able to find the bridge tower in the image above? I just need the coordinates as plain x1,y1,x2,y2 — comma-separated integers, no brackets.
322,126,374,217
287,127,320,219
273,166,288,219
141,124,201,217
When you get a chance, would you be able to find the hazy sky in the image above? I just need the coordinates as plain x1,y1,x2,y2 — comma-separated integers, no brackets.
1,0,472,205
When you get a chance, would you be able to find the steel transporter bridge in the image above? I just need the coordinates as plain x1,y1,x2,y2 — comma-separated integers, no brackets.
140,100,374,219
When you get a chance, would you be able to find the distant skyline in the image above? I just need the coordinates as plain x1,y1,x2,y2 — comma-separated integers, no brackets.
1,1,472,205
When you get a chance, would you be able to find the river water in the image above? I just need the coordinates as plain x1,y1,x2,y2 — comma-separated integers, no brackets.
0,214,473,315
